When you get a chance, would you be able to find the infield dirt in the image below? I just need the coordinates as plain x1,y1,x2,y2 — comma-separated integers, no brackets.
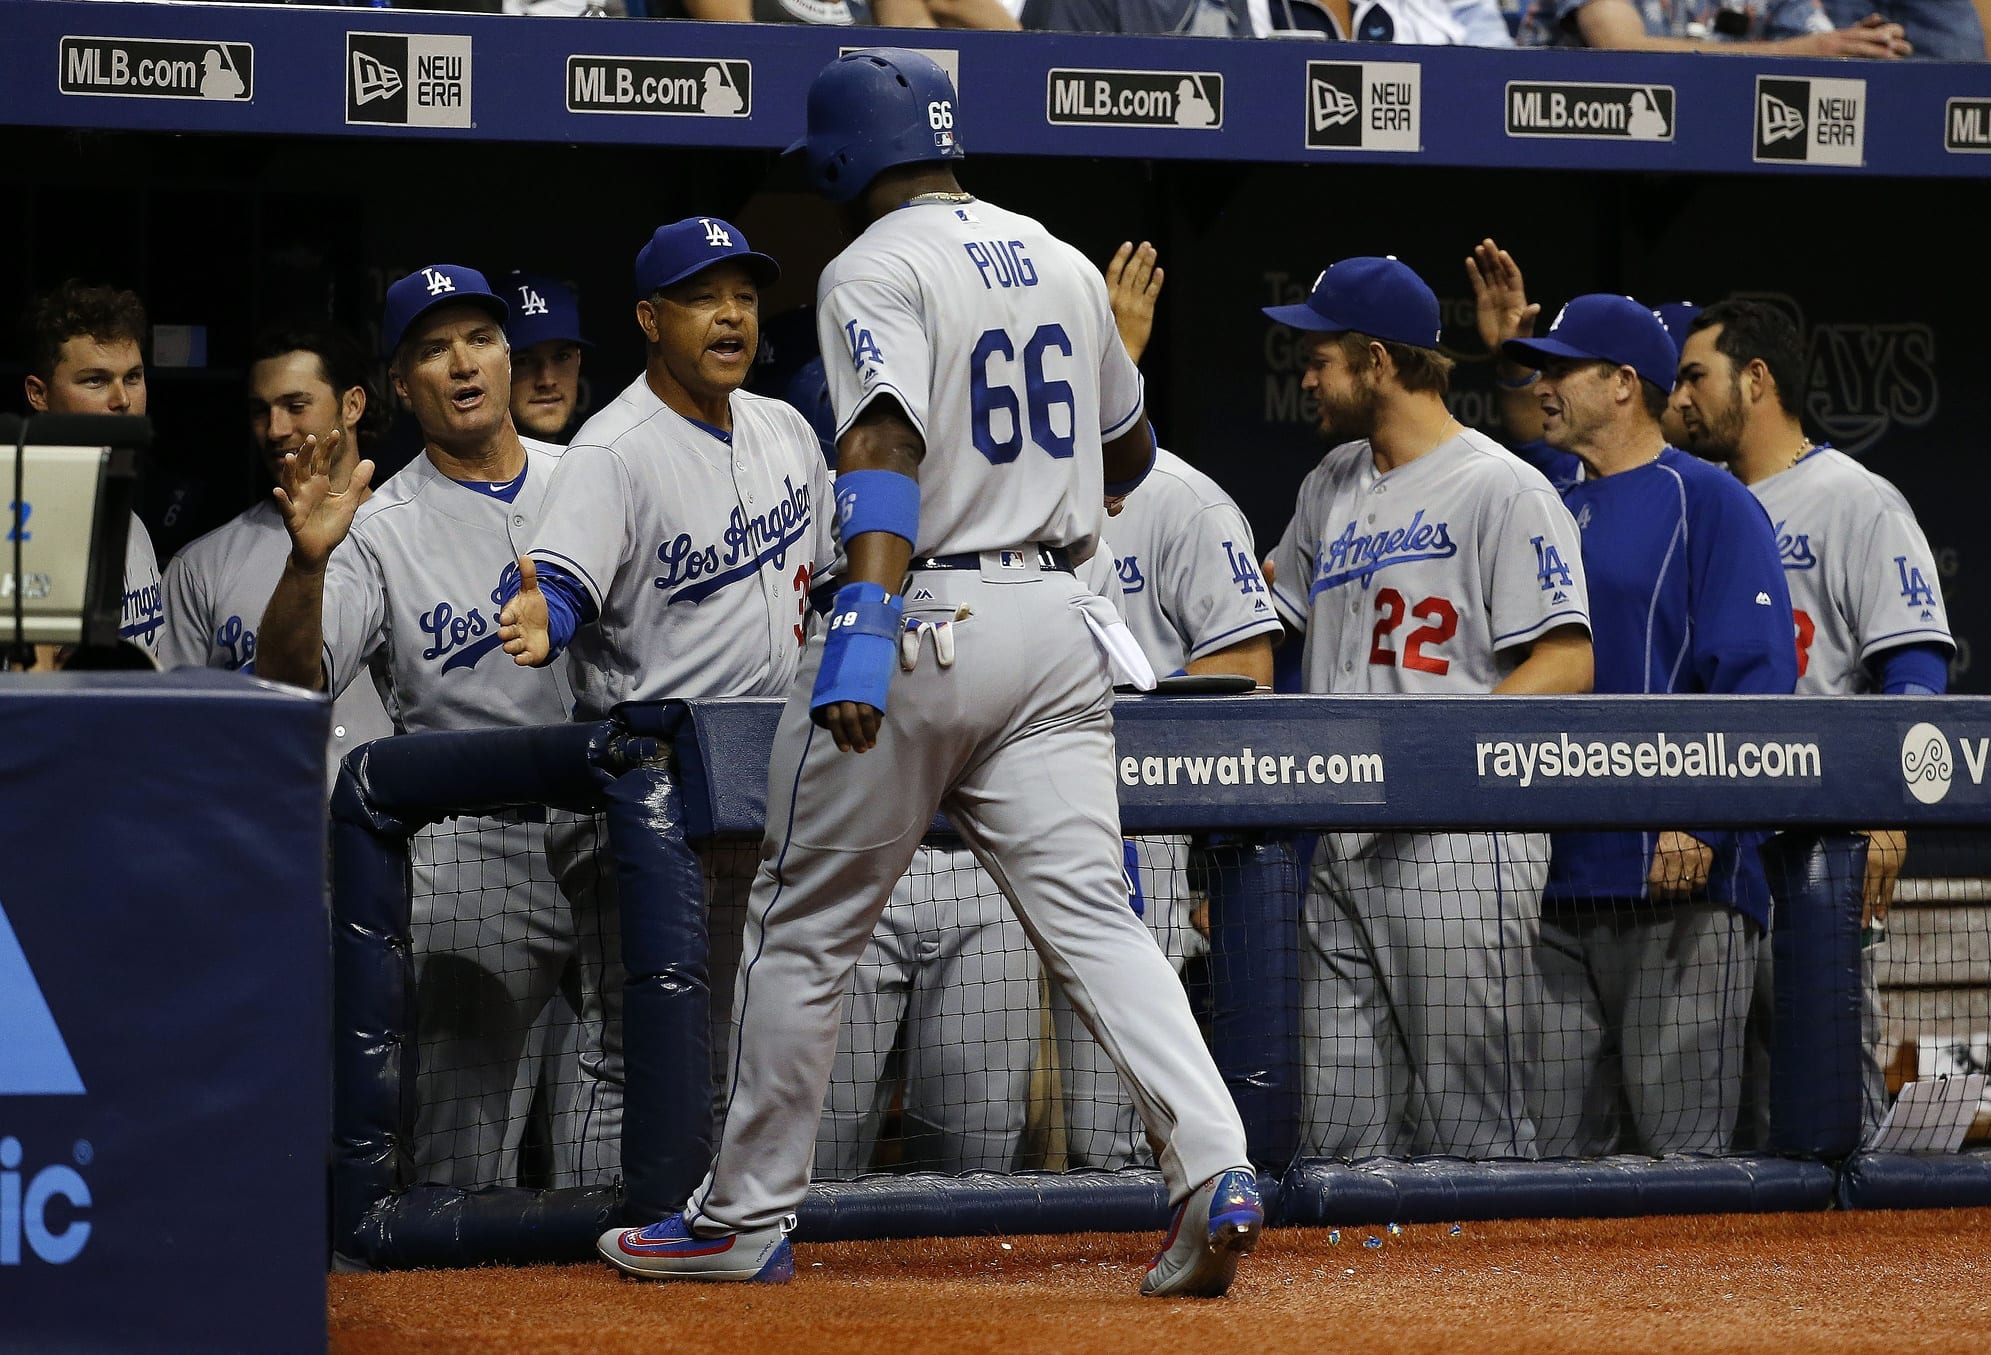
329,1206,1991,1355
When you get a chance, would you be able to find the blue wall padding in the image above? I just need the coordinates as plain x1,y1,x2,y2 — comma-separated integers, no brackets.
329,763,417,1257
1276,1155,1835,1225
797,1171,1175,1241
1207,838,1302,1173
1761,832,1867,1159
343,719,622,824
353,1185,623,1267
0,673,329,1352
605,763,718,1224
1837,1151,1991,1209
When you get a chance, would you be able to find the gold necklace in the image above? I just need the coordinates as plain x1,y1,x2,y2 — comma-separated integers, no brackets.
904,191,974,206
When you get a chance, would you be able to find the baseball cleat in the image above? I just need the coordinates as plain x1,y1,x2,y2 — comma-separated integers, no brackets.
1140,1167,1262,1298
598,1212,796,1284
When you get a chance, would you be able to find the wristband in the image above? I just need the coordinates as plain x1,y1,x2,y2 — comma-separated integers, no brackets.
834,469,920,549
811,581,905,720
1104,439,1157,498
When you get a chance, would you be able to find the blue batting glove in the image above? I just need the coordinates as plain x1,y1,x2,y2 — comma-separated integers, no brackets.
811,582,904,724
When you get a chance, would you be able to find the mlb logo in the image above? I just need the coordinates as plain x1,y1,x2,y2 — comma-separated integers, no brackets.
998,550,1026,569
934,129,954,149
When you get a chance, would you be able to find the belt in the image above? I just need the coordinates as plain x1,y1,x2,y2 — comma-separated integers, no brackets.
809,545,1075,616
910,545,1074,575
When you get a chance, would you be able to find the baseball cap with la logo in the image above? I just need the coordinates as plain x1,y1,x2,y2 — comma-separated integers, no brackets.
380,263,509,359
1260,256,1443,351
501,271,593,352
634,216,781,299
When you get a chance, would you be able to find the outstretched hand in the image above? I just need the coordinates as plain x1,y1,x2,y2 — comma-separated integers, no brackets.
498,554,552,667
1106,240,1164,365
273,430,374,572
1465,238,1540,355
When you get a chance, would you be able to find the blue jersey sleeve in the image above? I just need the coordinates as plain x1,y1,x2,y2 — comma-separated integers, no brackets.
1686,475,1799,696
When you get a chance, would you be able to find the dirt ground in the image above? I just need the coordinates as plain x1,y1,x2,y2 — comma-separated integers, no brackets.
328,1207,1991,1355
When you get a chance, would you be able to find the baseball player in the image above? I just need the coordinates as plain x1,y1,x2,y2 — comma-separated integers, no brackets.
597,49,1260,1297
255,264,589,1189
1263,257,1593,1162
1671,298,1951,1134
1502,295,1797,1158
757,361,1044,1180
158,326,395,788
502,272,591,444
1050,242,1281,1170
496,217,839,1176
18,281,162,666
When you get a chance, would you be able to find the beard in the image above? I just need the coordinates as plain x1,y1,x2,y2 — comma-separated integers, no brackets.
1313,377,1381,446
1679,377,1747,460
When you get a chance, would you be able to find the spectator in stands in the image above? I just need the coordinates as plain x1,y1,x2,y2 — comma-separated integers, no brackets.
1820,0,1986,58
1021,0,1513,41
16,282,163,668
158,325,396,791
1501,297,1797,1158
661,0,1023,24
500,273,591,445
1518,0,1913,54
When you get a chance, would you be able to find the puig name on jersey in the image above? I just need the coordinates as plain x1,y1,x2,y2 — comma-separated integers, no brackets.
654,475,813,604
1309,511,1456,595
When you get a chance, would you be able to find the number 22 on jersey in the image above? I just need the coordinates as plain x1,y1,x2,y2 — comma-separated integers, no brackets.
1368,587,1458,675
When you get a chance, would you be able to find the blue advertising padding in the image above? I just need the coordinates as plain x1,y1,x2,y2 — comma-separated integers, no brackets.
0,672,328,1354
1,2,1988,177
655,694,1991,838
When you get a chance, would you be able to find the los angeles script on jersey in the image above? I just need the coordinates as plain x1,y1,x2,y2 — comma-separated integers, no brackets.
1309,511,1457,596
654,476,813,605
419,561,519,673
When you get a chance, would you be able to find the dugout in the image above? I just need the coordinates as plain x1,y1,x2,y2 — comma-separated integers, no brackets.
9,7,1991,1343
4,4,1991,682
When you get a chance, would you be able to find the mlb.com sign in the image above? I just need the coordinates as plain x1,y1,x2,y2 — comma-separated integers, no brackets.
1,901,92,1268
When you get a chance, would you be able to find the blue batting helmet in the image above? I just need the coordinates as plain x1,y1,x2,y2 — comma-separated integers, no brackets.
787,49,964,205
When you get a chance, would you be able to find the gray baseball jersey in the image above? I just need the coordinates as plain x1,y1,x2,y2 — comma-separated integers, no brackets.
1267,428,1590,692
1110,448,1280,675
816,198,1143,560
1749,447,1953,696
1269,427,1587,1159
686,195,1249,1234
160,499,396,786
120,513,162,660
526,377,836,720
320,440,572,730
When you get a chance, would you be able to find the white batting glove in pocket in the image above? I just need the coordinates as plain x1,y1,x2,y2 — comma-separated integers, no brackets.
900,606,968,672
1070,592,1156,691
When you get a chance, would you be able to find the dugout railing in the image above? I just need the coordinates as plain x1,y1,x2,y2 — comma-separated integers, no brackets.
331,693,1991,1268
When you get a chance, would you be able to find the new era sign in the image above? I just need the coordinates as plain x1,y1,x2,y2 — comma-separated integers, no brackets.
346,31,472,128
1754,76,1864,166
1304,61,1420,153
1046,68,1223,129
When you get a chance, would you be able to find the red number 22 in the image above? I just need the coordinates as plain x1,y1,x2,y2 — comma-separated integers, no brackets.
1369,587,1459,675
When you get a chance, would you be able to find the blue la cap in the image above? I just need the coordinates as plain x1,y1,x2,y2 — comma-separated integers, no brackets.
634,217,780,300
501,271,592,351
1502,294,1679,391
1261,256,1442,351
1654,302,1701,359
381,263,508,359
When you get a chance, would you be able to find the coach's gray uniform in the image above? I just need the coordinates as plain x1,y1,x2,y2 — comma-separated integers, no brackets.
686,197,1250,1234
321,439,578,1187
1268,429,1588,1159
1053,449,1284,1169
527,376,836,1181
1752,446,1953,1133
160,500,396,789
120,514,163,661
